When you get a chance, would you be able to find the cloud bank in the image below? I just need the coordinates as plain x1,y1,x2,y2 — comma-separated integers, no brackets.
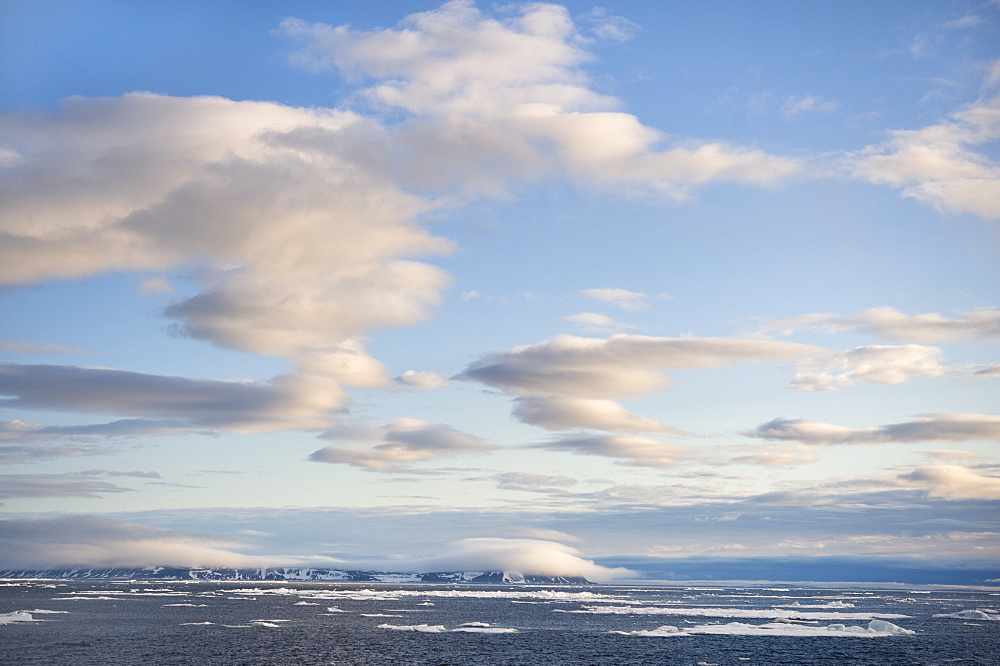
310,418,491,472
0,516,317,569
361,537,633,580
746,413,1000,445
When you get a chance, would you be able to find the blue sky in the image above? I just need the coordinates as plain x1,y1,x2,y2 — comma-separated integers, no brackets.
1,0,998,583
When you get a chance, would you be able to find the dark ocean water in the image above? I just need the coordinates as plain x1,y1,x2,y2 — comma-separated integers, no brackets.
1,581,998,665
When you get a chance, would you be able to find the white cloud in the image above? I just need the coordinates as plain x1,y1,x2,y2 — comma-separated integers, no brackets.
781,95,837,117
458,333,824,399
0,364,344,432
745,412,1000,445
457,332,821,433
0,474,134,500
280,1,800,199
492,472,578,493
310,418,490,472
899,464,1000,500
850,93,1000,219
0,418,189,443
139,276,175,295
763,306,1000,342
0,516,325,569
792,344,948,390
944,14,984,29
581,287,648,310
539,434,692,468
359,537,632,580
0,93,452,392
395,370,450,388
580,7,640,42
730,443,818,467
498,526,582,542
562,312,633,332
512,396,678,434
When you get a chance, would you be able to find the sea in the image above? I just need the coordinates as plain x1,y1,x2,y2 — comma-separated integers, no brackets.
1,580,998,665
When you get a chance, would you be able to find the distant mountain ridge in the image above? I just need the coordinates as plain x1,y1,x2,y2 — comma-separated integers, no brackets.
0,566,590,585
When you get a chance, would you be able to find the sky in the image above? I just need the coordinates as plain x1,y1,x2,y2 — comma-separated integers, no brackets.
1,0,998,584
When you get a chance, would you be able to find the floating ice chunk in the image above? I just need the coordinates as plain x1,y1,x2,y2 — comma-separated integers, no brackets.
325,606,350,613
612,619,915,638
571,605,907,620
361,613,403,617
250,621,282,628
378,623,447,633
611,624,684,636
867,620,917,635
163,603,208,607
25,609,68,614
293,601,318,606
452,626,518,633
378,622,516,634
932,609,1000,621
180,622,215,626
0,611,41,624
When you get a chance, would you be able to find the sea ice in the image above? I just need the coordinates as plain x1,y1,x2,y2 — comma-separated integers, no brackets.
377,622,517,634
568,605,908,620
378,623,448,632
452,626,518,633
932,609,1000,621
0,611,41,624
611,619,915,638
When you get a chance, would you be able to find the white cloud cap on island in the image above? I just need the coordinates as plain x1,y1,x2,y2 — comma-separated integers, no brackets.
360,537,633,580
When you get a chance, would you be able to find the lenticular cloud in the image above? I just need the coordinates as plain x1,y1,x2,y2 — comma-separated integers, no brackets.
355,537,632,580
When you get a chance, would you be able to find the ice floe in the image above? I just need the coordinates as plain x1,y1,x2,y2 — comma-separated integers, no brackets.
0,611,42,624
612,619,915,638
564,605,908,620
932,609,1000,621
377,622,517,634
250,620,286,628
378,623,447,633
